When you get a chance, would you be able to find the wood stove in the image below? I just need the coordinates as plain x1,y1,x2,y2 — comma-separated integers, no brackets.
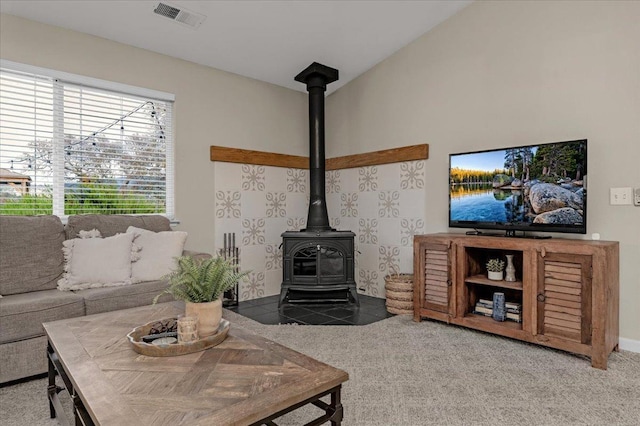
279,63,359,306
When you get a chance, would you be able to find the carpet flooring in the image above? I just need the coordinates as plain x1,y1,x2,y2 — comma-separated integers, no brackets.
2,310,639,425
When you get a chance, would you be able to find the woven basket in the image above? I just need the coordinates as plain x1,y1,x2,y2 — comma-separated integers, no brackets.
384,273,414,315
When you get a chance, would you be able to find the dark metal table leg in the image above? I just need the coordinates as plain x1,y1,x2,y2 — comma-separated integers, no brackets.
330,386,343,426
48,343,56,419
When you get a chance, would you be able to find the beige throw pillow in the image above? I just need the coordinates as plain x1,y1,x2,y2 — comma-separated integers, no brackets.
57,233,138,291
126,226,188,282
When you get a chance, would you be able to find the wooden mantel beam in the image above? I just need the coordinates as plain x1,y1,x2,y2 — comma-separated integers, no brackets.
210,144,428,170
209,146,307,169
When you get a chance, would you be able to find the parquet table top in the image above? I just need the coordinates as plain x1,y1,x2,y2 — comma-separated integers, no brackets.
44,302,348,425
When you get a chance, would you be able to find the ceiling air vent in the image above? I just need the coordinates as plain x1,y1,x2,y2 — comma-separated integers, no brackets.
153,2,206,28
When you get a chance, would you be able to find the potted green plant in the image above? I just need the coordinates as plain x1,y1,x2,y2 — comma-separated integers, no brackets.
486,258,505,281
154,256,249,337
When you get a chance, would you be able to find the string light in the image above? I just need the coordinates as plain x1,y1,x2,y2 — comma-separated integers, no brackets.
5,100,165,170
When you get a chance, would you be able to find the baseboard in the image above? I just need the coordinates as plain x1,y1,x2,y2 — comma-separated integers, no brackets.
619,337,640,353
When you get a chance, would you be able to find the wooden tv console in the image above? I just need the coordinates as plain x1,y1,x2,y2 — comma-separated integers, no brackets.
413,233,619,369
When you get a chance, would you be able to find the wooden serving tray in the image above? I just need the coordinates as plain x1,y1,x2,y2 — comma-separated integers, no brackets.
127,317,230,357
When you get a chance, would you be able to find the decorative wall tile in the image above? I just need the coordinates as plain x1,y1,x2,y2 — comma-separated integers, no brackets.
241,165,266,191
378,191,400,218
326,170,341,193
242,218,266,246
215,191,241,218
358,218,378,244
400,160,425,189
265,244,283,270
340,193,359,217
241,271,265,301
378,245,400,275
400,218,425,246
358,269,380,297
287,217,306,231
265,192,286,217
286,169,307,193
358,166,378,192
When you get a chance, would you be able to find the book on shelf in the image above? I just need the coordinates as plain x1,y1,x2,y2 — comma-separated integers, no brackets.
506,312,522,323
506,302,522,312
477,299,522,312
473,305,493,316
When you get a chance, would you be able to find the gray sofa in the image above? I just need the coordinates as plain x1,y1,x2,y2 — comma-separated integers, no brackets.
0,214,206,384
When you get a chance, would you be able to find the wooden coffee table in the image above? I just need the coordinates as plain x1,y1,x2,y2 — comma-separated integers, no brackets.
44,302,348,425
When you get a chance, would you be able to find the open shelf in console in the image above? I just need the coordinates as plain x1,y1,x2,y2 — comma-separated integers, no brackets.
464,247,524,282
465,275,522,291
463,244,524,331
464,313,523,331
465,281,523,329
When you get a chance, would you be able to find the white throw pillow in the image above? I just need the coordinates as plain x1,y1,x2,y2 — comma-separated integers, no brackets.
126,226,188,282
57,233,137,291
78,228,102,239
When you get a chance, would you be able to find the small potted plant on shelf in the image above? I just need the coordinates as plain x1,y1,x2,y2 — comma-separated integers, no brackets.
154,256,249,338
486,258,505,281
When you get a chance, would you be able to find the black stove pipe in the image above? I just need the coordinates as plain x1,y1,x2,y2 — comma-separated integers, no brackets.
295,62,339,232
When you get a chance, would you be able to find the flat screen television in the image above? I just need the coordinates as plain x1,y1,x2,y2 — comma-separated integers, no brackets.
449,139,587,236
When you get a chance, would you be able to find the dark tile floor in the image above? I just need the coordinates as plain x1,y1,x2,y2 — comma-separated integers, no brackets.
226,294,394,325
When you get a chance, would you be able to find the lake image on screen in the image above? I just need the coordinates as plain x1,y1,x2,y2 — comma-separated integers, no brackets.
449,141,586,228
450,184,527,223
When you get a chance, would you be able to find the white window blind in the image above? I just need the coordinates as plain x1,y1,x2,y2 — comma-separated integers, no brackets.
0,64,174,218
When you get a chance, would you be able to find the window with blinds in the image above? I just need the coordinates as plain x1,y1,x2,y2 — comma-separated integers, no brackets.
0,65,174,218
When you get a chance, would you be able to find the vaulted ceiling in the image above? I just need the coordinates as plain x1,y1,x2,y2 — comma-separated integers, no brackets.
0,0,471,94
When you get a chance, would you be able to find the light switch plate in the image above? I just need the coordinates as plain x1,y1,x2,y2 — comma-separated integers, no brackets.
610,187,633,205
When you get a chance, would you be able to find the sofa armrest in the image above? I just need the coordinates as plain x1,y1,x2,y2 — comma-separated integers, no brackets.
181,250,212,263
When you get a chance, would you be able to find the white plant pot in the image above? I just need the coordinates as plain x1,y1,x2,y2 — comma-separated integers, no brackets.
185,299,222,338
488,271,504,281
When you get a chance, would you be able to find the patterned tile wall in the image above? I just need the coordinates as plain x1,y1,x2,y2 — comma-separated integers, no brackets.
213,160,426,301
214,162,308,301
326,160,426,298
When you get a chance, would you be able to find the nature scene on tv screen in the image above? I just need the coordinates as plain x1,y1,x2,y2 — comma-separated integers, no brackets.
450,141,586,228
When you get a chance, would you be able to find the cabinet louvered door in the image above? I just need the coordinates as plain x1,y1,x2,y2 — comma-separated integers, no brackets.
422,243,451,313
537,252,592,345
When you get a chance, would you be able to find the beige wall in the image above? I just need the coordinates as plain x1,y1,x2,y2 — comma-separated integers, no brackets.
326,1,640,342
0,13,307,253
2,2,638,343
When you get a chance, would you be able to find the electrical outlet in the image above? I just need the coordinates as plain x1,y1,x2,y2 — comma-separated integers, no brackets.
634,188,640,206
610,187,633,205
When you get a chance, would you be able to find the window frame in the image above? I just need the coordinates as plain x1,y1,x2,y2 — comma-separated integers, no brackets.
0,59,176,220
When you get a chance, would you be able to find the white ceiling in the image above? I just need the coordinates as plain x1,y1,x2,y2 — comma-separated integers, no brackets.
0,0,471,94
